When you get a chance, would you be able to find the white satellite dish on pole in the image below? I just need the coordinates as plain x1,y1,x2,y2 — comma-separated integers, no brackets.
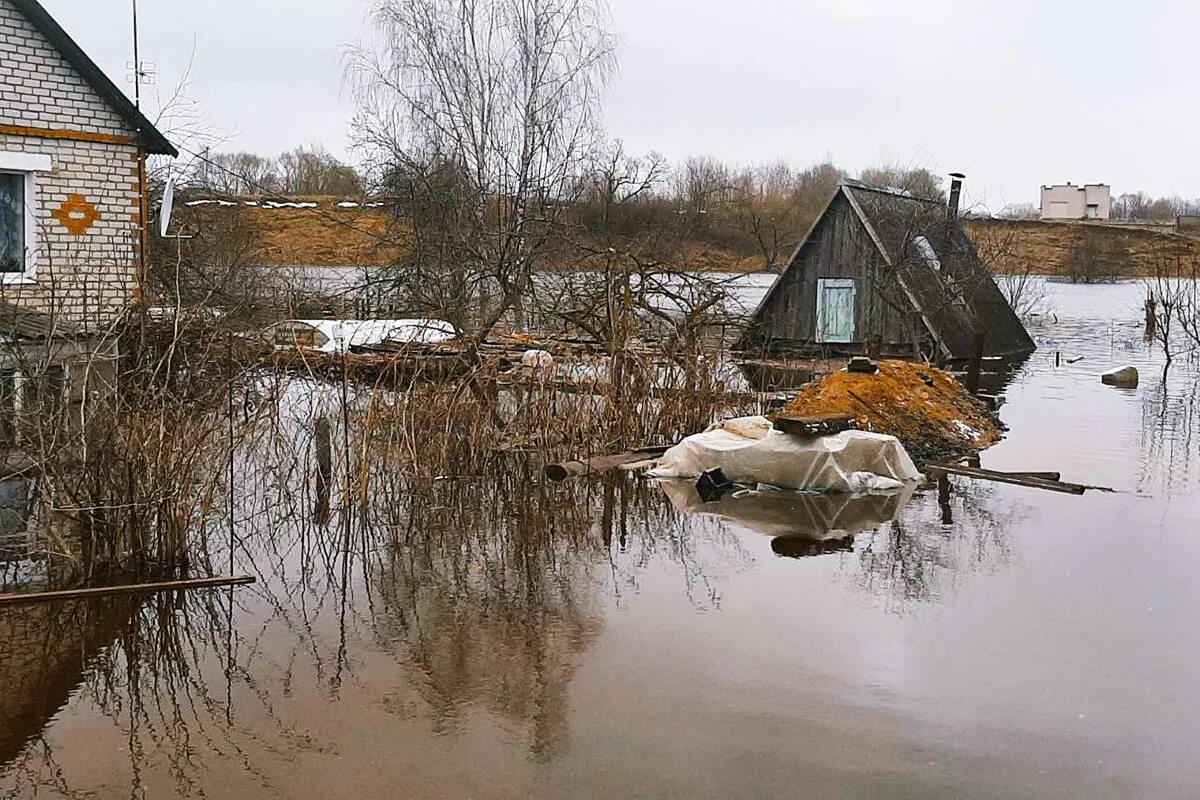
159,176,175,237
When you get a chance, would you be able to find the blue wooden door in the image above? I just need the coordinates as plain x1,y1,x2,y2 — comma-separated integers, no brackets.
816,278,856,343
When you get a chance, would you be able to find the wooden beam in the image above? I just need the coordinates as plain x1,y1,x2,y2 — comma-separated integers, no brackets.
924,462,1087,495
0,123,138,148
0,575,256,606
772,414,857,437
545,447,669,481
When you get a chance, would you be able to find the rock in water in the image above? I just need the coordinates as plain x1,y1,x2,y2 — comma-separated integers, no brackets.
1101,366,1138,388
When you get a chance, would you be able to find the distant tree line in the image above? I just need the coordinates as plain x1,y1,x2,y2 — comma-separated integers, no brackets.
182,135,947,274
188,145,363,195
1109,192,1200,222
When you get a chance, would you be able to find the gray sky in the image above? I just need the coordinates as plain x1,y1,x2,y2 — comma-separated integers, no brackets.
39,0,1200,210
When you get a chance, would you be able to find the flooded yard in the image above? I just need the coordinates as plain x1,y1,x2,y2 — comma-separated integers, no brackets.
2,280,1198,799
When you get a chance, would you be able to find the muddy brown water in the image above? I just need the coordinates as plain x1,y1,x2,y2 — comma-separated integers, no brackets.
3,280,1199,799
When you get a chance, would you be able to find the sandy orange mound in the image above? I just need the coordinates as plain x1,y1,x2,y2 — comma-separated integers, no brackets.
777,360,1000,462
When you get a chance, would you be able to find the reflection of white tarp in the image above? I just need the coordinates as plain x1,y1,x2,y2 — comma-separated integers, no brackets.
648,416,921,492
660,479,915,539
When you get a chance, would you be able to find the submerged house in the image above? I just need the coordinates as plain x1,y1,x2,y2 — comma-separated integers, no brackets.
737,175,1035,364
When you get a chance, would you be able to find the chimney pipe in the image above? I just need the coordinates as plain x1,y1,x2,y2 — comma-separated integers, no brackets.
947,172,965,221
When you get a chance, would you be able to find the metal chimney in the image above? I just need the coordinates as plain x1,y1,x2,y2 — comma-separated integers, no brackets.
947,172,966,221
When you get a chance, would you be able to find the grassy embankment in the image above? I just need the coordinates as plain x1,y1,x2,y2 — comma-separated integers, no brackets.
177,195,1200,278
963,218,1200,279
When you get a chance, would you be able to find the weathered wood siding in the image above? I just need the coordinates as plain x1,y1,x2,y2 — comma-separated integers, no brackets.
743,193,912,353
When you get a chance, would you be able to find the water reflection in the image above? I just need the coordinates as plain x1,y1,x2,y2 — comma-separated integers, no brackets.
854,480,1017,610
0,598,137,768
1139,367,1200,495
367,474,606,761
0,375,1030,796
663,480,913,538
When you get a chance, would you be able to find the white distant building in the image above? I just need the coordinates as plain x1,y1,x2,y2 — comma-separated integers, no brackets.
1040,183,1111,220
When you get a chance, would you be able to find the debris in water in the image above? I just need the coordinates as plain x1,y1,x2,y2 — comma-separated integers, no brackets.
695,467,733,502
1101,365,1138,388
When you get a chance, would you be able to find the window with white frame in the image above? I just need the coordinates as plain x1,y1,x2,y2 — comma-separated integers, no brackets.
0,152,52,281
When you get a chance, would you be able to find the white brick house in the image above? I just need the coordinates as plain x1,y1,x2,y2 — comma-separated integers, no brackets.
0,0,175,336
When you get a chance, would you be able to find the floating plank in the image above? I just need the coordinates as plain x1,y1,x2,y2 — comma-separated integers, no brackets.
545,448,669,481
0,575,257,607
924,462,1086,495
1000,470,1061,481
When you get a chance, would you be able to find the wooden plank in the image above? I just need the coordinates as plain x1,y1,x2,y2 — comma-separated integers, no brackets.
772,414,857,437
924,462,1087,495
0,575,257,606
545,448,669,481
1001,470,1061,481
0,123,138,148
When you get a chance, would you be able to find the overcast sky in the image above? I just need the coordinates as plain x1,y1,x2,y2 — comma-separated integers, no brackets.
38,0,1200,210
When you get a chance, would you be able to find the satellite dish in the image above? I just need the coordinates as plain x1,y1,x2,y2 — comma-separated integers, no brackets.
159,176,175,237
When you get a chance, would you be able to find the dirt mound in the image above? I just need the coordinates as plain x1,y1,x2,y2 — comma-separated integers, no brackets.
777,360,1000,462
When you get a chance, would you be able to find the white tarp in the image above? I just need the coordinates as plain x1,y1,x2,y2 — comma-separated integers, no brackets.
264,319,458,353
648,416,921,493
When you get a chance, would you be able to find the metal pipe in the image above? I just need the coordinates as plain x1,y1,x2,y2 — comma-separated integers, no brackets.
947,172,966,220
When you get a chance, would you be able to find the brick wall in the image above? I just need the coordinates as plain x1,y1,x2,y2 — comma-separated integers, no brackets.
0,0,142,332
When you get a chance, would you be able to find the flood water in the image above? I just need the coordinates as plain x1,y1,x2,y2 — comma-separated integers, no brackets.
3,280,1200,799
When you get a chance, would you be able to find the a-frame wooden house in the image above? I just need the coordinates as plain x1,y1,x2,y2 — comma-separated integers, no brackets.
736,176,1035,364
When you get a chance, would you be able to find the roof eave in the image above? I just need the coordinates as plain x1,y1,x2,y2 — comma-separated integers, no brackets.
10,0,177,158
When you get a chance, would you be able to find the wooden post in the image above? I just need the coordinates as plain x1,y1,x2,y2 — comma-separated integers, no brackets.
867,334,882,361
314,417,332,526
937,471,953,524
966,331,985,395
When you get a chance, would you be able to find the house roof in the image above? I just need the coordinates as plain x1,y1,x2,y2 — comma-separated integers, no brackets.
0,300,80,340
838,180,1035,359
9,0,177,156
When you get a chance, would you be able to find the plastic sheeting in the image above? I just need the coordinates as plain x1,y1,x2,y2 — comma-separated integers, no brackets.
263,319,458,353
648,416,921,492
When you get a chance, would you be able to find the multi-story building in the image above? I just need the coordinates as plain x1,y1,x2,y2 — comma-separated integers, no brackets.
1040,183,1111,220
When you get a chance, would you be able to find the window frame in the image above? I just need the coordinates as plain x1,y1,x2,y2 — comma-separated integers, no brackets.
0,151,52,284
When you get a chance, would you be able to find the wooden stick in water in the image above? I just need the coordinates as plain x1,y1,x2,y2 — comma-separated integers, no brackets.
0,575,257,607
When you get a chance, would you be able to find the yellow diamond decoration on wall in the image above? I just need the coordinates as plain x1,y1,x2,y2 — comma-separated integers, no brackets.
52,194,101,236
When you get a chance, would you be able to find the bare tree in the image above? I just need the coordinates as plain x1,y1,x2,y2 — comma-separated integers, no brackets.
859,164,946,202
188,146,362,196
348,0,616,335
1145,245,1200,369
971,221,1052,320
728,161,844,271
275,146,362,195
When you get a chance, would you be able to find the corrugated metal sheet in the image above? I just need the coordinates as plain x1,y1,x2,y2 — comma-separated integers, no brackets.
0,302,79,341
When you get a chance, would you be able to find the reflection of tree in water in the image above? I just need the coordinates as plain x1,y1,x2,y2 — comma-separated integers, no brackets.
600,476,755,611
850,482,1019,612
368,465,606,762
0,590,307,799
364,469,752,758
0,385,760,793
1138,369,1200,495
